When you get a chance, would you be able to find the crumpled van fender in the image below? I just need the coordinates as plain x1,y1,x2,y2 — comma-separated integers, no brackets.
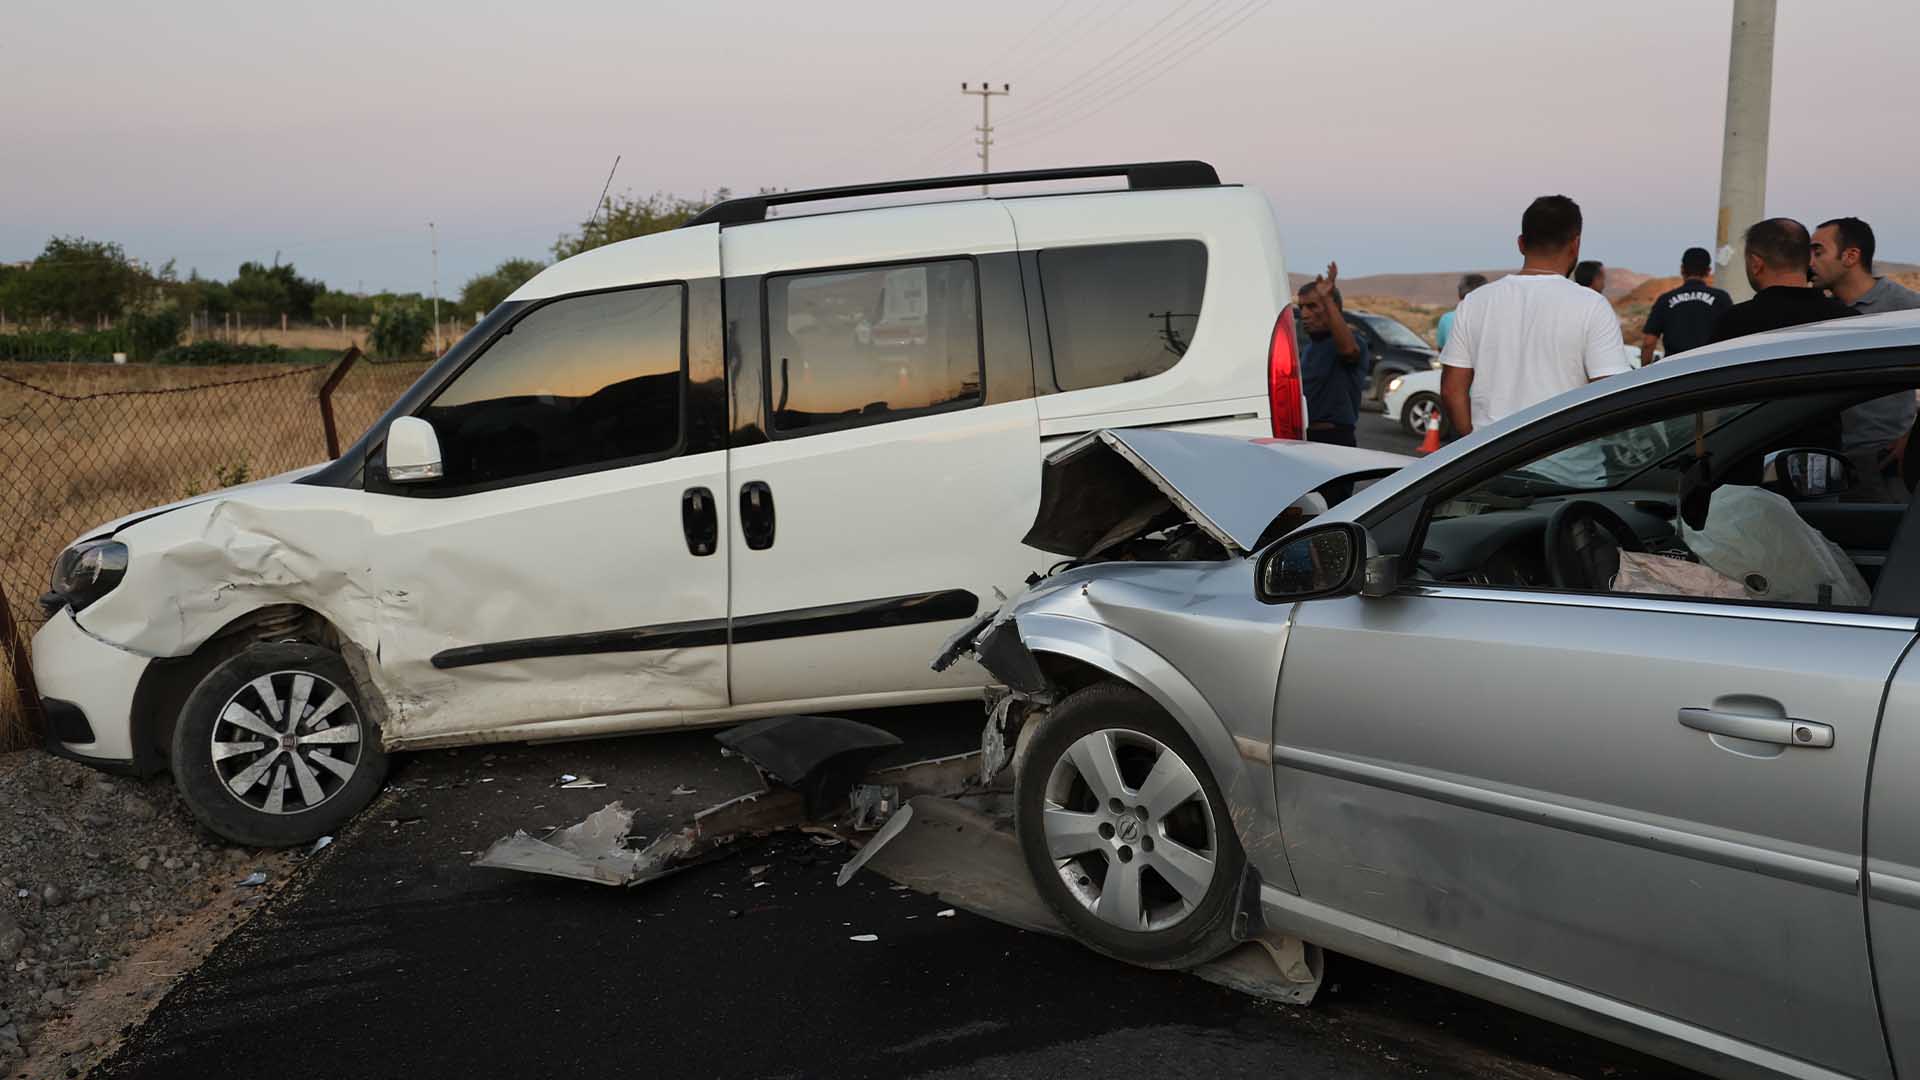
1007,610,1299,895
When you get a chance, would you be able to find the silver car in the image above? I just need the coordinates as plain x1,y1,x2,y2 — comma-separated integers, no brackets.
946,311,1920,1080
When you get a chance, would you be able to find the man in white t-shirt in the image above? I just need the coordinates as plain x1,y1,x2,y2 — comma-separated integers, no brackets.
1440,195,1630,444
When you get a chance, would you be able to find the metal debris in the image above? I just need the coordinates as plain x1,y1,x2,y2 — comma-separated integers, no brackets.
560,778,607,790
472,802,646,887
236,871,268,887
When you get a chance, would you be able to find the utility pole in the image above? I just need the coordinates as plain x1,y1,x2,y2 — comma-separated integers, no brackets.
428,221,442,354
960,81,1011,193
1714,0,1776,303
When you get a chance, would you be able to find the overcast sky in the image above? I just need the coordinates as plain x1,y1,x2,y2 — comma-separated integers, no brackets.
5,0,1915,294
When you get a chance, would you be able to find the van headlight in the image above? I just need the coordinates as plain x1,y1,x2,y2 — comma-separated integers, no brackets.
1386,376,1405,395
47,539,129,613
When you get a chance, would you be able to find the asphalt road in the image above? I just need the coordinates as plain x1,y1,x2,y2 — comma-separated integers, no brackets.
94,417,1695,1079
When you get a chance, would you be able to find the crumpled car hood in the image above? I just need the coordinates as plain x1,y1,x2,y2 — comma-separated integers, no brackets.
78,462,327,544
1023,429,1408,558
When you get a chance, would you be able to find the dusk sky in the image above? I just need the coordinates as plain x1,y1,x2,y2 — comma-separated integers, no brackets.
6,0,1916,295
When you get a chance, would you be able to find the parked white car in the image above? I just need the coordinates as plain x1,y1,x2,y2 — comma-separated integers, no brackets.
1384,343,1654,436
30,161,1309,845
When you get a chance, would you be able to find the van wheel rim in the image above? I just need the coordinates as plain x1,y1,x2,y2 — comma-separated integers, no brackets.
211,670,363,815
1041,729,1217,932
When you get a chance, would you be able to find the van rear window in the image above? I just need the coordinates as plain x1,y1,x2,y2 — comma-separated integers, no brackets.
1038,240,1208,391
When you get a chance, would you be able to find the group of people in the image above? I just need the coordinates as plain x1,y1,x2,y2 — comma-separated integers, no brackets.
1290,196,1919,474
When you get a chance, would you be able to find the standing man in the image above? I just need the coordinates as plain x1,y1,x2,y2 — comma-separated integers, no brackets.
1574,260,1607,294
1810,217,1920,500
1434,273,1486,351
1640,247,1730,364
1439,195,1628,442
1709,218,1852,342
1296,263,1370,447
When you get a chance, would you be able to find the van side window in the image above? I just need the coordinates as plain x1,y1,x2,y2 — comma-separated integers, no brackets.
764,260,982,436
1039,240,1208,391
420,284,684,486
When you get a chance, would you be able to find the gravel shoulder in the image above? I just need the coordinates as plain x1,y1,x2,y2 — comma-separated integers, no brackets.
0,750,303,1078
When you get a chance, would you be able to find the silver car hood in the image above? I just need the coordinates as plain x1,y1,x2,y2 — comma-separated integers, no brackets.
1023,429,1409,558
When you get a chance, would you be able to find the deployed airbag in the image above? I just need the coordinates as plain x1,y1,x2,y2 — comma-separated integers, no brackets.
1680,485,1871,607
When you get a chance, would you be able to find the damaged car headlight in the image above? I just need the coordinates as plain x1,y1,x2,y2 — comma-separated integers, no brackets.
46,539,129,613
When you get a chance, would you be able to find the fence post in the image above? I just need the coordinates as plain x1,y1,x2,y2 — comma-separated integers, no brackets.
318,345,362,459
0,586,44,741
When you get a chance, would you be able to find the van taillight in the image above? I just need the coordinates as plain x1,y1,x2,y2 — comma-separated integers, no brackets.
1268,308,1304,439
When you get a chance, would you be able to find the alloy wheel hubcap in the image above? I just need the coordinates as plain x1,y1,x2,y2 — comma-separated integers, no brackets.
1041,728,1218,932
1410,399,1436,426
210,670,364,815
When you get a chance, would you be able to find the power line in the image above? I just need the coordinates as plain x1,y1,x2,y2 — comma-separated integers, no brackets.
999,0,1268,149
996,0,1076,69
1000,0,1237,135
996,0,1207,131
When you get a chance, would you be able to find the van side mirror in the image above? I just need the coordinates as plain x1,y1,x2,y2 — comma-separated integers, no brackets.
1258,522,1393,603
1763,447,1855,500
386,417,444,483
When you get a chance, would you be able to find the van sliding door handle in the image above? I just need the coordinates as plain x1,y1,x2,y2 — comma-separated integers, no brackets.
1678,707,1833,748
681,487,717,557
739,481,776,551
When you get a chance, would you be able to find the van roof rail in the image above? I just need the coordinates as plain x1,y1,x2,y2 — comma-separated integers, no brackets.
683,160,1221,228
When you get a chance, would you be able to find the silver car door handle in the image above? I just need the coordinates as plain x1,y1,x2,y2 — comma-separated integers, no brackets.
1678,707,1834,748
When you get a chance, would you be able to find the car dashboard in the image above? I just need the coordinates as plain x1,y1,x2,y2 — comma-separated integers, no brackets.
1416,489,1682,586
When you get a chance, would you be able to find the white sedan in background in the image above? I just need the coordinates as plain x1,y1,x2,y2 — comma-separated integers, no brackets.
1384,344,1654,436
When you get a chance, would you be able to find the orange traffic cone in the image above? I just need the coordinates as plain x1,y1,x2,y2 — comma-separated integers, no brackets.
1418,408,1443,455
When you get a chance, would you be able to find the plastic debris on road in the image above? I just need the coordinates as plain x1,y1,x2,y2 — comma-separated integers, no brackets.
472,802,647,887
309,836,334,856
670,785,697,796
849,934,879,942
237,871,268,887
561,777,607,790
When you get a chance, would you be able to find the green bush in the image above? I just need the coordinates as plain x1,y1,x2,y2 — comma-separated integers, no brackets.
123,306,184,360
370,302,431,358
153,340,286,365
0,328,129,362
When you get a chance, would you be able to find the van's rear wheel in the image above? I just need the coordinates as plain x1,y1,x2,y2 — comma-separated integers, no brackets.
171,642,388,847
1015,681,1244,969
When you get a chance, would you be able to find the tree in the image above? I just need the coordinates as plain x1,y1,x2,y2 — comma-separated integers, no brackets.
457,257,546,316
551,189,740,260
0,236,145,322
369,301,432,358
228,261,323,320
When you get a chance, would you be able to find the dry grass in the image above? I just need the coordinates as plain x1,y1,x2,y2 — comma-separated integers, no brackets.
0,358,427,748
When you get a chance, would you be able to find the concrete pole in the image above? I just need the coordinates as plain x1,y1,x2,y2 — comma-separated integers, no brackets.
1714,0,1776,303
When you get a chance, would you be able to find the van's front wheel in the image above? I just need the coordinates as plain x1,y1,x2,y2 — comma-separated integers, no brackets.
171,642,388,847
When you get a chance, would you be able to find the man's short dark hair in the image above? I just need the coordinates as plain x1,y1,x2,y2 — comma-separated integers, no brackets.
1457,273,1488,299
1817,216,1876,272
1745,218,1811,273
1520,195,1582,252
1297,281,1343,308
1681,246,1712,276
1573,260,1604,288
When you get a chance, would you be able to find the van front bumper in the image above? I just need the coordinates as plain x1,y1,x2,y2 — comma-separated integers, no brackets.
30,608,149,771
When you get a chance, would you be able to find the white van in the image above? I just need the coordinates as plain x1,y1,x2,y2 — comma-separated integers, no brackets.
30,161,1304,844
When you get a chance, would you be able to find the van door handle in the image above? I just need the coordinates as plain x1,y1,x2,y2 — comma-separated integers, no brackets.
1678,707,1834,748
739,481,776,551
681,487,717,557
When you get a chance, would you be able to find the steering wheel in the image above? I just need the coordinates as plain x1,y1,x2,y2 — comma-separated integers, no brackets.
1544,500,1646,590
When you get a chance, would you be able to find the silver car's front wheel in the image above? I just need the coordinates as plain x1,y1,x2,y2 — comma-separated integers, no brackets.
1016,681,1245,969
1043,729,1219,932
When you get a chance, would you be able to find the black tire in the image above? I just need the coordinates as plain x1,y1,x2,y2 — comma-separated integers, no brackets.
1400,391,1440,437
1015,681,1245,970
171,642,388,847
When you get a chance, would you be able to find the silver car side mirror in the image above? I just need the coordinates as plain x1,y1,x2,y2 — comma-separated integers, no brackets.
386,416,444,483
1257,522,1379,604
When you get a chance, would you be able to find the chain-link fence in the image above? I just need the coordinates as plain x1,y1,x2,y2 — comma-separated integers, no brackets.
0,351,430,749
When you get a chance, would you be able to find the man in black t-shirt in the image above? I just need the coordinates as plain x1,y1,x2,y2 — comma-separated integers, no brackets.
1640,246,1730,363
1710,219,1854,344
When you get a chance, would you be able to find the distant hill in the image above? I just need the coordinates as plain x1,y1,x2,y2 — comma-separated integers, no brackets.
1289,267,1653,306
